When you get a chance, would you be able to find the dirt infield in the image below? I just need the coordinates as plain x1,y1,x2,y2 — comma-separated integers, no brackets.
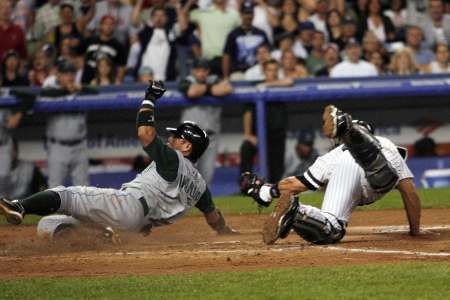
0,208,450,279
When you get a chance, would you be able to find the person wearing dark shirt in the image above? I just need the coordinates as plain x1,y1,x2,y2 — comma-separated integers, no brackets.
240,59,291,183
222,1,270,79
315,43,340,77
81,15,127,85
0,0,27,60
1,50,29,87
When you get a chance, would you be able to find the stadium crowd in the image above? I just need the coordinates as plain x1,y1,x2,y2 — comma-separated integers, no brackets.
0,0,447,197
2,0,450,88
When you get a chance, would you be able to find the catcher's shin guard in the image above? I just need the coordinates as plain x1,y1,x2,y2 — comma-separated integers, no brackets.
342,125,398,194
292,205,345,245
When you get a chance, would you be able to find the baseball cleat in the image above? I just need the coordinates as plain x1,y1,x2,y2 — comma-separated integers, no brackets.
262,194,299,245
322,105,352,139
0,198,25,225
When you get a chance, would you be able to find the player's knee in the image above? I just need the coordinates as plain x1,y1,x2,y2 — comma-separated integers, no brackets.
366,157,399,193
292,208,346,245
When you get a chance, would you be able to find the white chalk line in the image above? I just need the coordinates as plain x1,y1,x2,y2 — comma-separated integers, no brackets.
324,246,450,257
1,225,449,260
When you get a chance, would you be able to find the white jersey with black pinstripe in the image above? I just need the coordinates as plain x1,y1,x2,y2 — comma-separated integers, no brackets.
298,136,413,222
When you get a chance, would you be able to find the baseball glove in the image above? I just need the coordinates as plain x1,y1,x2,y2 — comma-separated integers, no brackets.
239,172,271,207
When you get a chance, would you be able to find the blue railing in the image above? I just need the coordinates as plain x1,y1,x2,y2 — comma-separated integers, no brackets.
2,74,450,177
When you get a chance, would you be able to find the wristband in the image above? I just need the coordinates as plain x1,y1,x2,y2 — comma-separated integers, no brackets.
270,184,281,198
136,109,155,128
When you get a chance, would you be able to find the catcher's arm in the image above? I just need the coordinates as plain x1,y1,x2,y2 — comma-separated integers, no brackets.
397,178,421,236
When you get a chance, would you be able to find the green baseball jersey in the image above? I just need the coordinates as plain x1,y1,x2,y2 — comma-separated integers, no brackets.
122,137,214,224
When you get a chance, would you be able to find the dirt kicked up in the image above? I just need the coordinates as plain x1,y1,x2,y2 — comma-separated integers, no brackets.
0,208,449,279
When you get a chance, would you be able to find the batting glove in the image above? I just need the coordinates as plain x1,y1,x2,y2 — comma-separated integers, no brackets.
142,80,166,107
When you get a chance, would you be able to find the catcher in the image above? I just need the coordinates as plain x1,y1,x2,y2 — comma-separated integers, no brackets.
241,105,422,245
0,81,236,239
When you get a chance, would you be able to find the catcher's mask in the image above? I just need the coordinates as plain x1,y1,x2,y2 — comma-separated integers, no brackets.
166,121,210,162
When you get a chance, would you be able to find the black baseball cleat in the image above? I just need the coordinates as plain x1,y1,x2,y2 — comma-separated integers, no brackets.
262,194,299,245
322,105,353,139
0,198,25,225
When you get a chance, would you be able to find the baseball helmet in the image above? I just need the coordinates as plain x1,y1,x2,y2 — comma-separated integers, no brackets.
166,121,209,162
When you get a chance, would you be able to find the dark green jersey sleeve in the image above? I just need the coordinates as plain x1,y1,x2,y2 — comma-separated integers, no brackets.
143,137,179,182
195,187,216,214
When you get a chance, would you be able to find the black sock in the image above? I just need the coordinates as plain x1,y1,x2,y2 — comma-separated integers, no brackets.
18,191,61,216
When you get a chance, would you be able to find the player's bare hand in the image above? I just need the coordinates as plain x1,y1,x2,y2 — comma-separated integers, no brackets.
145,80,166,102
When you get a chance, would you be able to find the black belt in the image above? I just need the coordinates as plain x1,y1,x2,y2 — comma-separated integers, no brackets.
138,196,149,216
48,137,84,146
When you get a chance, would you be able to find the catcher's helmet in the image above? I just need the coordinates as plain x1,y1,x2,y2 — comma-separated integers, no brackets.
166,121,209,162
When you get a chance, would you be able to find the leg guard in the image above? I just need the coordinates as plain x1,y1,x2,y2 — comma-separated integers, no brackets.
292,205,345,245
342,125,398,194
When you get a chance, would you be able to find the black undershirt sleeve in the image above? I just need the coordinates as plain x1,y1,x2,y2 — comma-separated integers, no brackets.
143,137,179,182
195,188,216,214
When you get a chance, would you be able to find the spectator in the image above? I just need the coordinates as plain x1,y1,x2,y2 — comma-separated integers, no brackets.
388,48,419,75
297,0,316,23
252,0,279,44
305,30,326,74
131,0,178,31
81,15,126,85
339,17,359,50
423,43,450,73
293,21,315,59
362,31,384,61
383,0,407,35
358,0,396,43
47,2,85,55
370,50,388,75
405,26,435,66
245,43,271,81
283,129,319,177
133,7,178,82
33,0,61,41
1,50,29,87
308,0,329,39
240,59,291,183
4,138,48,199
28,47,54,87
0,0,27,60
419,0,450,47
178,58,233,184
58,37,83,81
11,0,33,33
316,43,340,76
273,0,299,38
222,1,270,80
90,55,115,86
281,49,309,79
137,65,154,83
188,0,241,76
271,31,295,60
330,39,378,77
88,0,133,46
326,9,343,47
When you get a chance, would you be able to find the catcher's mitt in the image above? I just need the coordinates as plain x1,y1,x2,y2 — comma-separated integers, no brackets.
239,172,271,207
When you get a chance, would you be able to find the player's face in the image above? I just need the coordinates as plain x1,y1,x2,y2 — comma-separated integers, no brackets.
58,72,76,88
168,136,192,154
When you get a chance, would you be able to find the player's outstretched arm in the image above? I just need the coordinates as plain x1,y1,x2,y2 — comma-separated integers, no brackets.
397,178,421,236
196,188,238,235
136,80,166,147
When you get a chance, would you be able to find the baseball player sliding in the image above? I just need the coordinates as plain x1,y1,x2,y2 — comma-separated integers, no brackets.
0,81,236,239
241,105,422,245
